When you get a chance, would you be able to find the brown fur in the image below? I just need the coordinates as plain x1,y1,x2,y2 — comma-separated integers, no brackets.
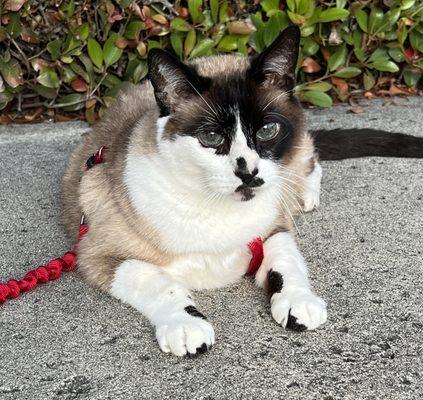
62,56,316,291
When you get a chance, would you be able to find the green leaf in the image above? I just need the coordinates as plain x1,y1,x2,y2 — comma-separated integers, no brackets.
124,21,145,40
354,9,368,33
388,48,405,63
190,39,215,59
354,48,365,62
333,67,362,78
170,32,184,59
287,0,296,12
318,8,349,23
302,90,333,107
87,38,103,69
261,0,280,13
74,23,89,41
302,37,319,56
210,0,219,23
305,82,333,92
368,48,389,63
295,0,309,15
328,46,347,72
5,13,22,39
410,30,423,53
103,33,123,67
188,0,204,24
32,84,58,99
403,68,422,87
217,35,239,52
57,94,85,111
0,58,23,88
265,14,285,46
47,40,62,61
184,29,196,58
171,17,192,32
70,61,90,83
370,60,399,72
369,7,384,34
363,71,376,90
132,61,148,83
400,0,415,10
37,70,61,88
219,0,229,23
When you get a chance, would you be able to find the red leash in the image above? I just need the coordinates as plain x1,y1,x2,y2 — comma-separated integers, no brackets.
0,147,108,305
0,146,263,305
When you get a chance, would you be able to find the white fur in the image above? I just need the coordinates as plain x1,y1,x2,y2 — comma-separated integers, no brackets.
303,161,322,212
110,260,215,356
229,112,259,173
255,232,327,330
156,116,170,141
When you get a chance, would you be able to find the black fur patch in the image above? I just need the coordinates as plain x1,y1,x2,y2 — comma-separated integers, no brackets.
187,343,210,358
267,270,284,296
286,312,307,331
185,305,207,320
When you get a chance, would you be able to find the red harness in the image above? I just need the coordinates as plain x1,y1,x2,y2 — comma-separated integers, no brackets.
0,147,263,305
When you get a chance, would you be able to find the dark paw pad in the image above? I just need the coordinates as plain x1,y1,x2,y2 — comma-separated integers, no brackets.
184,305,207,320
286,312,307,332
187,343,210,358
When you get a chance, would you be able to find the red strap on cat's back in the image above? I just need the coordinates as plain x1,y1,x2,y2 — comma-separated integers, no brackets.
246,237,264,275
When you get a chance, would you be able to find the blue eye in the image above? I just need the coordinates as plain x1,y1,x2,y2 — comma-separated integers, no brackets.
198,131,224,148
256,123,280,141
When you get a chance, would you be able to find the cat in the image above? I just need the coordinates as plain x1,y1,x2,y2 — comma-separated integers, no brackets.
62,26,423,357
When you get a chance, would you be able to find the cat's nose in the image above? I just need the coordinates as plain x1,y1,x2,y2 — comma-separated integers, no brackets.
234,158,262,187
236,168,258,184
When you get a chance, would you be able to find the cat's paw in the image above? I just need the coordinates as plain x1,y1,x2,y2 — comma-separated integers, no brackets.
303,162,322,212
155,314,215,357
271,288,327,331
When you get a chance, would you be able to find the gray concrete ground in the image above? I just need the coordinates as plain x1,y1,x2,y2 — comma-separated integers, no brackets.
0,97,422,400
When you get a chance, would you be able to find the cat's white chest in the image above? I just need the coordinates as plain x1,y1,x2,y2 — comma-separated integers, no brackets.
124,154,280,255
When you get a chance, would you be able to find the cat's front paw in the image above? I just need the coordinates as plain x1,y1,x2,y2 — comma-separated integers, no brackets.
271,288,327,331
155,313,215,357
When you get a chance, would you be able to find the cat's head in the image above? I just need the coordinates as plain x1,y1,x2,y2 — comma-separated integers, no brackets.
147,26,304,202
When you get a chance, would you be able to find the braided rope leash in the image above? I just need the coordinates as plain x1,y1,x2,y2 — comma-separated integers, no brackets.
0,147,108,305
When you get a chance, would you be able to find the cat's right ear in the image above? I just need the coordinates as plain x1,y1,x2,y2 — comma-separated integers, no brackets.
147,49,210,116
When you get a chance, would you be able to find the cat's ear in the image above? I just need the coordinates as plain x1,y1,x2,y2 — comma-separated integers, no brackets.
250,25,300,91
147,49,210,116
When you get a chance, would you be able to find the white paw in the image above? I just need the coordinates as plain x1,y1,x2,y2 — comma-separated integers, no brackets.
155,313,215,357
303,162,322,212
271,288,327,331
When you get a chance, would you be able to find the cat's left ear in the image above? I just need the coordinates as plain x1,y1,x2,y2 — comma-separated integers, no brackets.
249,25,300,91
147,48,210,116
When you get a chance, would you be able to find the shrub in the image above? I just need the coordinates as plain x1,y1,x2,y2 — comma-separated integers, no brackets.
0,0,422,122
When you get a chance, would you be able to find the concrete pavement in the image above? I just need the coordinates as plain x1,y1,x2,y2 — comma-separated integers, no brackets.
0,97,422,399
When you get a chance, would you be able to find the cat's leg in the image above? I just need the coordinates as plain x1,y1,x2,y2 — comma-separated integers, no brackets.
303,158,322,212
110,259,215,356
255,231,327,330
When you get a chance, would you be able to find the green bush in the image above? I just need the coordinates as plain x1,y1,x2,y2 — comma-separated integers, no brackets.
0,0,422,121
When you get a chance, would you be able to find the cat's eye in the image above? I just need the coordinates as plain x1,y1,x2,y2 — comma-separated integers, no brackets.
256,122,280,141
198,131,224,148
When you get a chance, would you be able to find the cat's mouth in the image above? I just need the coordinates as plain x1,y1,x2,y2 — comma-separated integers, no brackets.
235,177,265,201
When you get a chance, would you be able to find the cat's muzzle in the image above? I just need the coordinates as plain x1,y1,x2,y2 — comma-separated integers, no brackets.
235,177,264,201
